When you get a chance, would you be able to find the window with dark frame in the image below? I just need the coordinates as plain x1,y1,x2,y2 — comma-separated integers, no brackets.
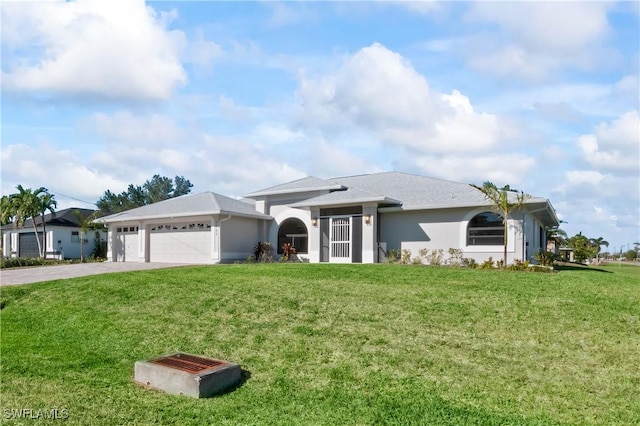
467,212,504,246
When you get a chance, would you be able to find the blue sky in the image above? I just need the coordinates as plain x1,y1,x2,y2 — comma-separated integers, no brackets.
1,0,639,253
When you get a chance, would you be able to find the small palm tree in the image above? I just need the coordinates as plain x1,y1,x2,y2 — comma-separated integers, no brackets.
546,225,568,253
471,181,529,267
72,210,99,262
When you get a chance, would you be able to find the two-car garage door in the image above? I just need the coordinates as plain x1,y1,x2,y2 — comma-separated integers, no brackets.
149,223,211,263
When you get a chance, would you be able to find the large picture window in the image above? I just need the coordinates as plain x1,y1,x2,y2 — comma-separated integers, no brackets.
467,212,504,246
278,218,308,254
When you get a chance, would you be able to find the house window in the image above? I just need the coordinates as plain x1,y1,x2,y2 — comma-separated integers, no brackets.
467,212,504,246
71,231,88,243
278,218,308,254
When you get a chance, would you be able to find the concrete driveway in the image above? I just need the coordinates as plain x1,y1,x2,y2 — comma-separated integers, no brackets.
0,262,193,286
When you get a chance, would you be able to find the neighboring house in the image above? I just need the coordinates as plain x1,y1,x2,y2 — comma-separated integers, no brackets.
1,208,105,260
97,172,559,265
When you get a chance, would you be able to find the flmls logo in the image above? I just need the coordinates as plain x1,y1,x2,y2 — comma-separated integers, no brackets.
3,408,69,420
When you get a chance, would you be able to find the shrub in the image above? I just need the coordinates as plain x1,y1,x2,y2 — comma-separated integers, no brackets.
461,258,477,268
507,259,530,271
480,257,495,269
385,249,400,263
253,242,273,263
400,249,412,264
447,248,463,266
534,250,556,267
425,249,444,266
1,257,63,269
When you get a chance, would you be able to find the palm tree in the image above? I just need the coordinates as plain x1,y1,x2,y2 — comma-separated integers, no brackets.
546,225,568,253
1,195,16,226
471,181,529,267
589,237,609,261
72,209,97,262
12,185,45,258
37,191,57,258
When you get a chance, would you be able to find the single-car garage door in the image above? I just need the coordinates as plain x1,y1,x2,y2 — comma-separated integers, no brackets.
115,226,139,261
19,232,42,258
149,223,211,263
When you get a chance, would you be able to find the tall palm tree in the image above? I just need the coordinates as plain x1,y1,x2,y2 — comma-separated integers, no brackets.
471,181,529,267
589,237,609,261
37,191,57,258
12,185,45,258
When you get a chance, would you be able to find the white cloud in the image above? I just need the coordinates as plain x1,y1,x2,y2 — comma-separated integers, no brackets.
577,111,640,172
464,2,613,79
0,142,125,208
1,0,187,101
565,170,606,186
297,43,506,154
413,153,536,186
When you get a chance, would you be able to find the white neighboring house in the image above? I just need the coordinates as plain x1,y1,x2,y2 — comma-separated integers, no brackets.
1,208,106,260
96,172,560,265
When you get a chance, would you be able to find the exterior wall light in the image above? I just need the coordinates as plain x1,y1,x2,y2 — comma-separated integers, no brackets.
311,217,318,227
364,214,372,225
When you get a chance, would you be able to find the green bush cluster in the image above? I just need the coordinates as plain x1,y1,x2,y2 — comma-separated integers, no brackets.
0,257,64,269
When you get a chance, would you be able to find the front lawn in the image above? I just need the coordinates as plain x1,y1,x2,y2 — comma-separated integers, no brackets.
1,264,638,425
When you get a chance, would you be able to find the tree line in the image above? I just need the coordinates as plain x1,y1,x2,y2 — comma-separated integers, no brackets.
1,175,192,259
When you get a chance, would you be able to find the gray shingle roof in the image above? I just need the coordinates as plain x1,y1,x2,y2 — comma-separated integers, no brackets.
245,176,345,197
97,192,271,223
1,208,98,231
259,171,558,224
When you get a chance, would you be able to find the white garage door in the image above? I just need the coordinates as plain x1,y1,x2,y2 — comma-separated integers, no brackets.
149,223,211,263
115,226,139,262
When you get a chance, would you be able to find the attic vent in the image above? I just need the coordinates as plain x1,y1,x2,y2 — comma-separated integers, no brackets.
135,352,241,398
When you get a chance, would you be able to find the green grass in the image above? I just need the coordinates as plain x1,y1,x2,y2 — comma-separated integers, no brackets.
1,264,639,425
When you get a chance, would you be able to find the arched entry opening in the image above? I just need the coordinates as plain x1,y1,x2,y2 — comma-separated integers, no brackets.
277,218,308,254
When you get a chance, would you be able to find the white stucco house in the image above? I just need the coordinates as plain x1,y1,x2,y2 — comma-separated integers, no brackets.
96,172,559,265
2,208,106,260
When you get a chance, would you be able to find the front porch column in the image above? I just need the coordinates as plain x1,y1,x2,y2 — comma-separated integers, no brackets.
362,204,378,263
308,208,320,263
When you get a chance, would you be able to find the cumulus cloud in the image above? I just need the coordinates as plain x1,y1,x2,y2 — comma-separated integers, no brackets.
297,43,507,154
577,111,640,173
413,153,536,186
1,0,187,101
0,142,126,208
464,2,613,79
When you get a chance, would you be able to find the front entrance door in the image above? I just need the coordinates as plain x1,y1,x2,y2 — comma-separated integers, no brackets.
330,217,351,263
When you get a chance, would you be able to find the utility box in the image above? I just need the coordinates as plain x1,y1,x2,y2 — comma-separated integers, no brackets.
135,353,241,398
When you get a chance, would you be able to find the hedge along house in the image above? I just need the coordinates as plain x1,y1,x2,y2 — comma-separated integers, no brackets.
1,208,105,260
97,172,559,265
96,192,272,263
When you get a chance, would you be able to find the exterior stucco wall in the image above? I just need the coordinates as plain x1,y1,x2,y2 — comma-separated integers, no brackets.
220,216,262,262
380,208,526,264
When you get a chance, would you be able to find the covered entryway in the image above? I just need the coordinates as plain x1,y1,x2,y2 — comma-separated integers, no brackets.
149,223,211,263
19,232,42,258
277,218,308,255
115,226,139,262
